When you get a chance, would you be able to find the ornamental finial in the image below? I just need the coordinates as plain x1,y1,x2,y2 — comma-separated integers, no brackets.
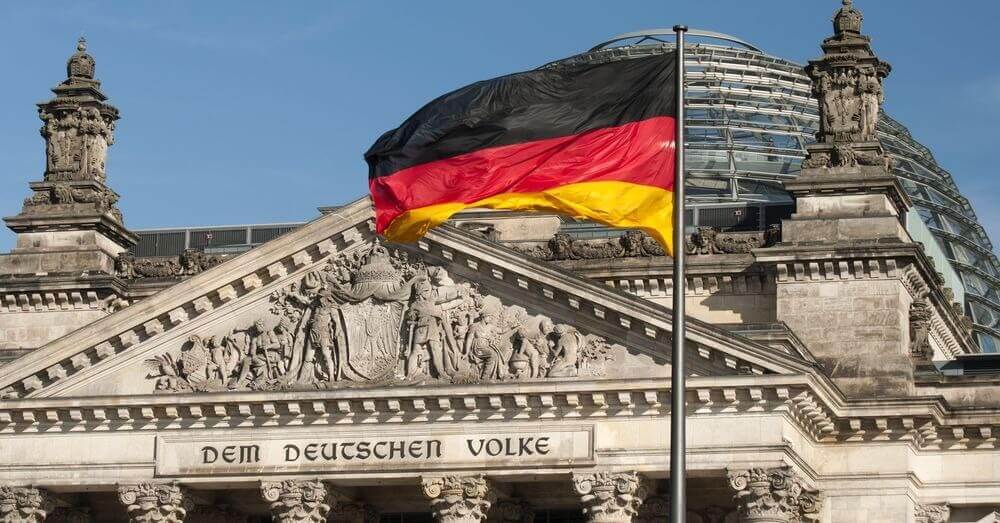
77,36,87,52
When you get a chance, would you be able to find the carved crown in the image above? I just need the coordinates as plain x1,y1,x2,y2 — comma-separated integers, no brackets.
353,244,400,284
833,0,863,35
67,38,96,79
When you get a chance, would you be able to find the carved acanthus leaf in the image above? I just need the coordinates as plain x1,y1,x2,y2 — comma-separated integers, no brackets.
727,467,821,522
914,503,950,523
117,482,191,523
422,475,494,522
573,471,649,522
0,485,55,523
260,480,330,523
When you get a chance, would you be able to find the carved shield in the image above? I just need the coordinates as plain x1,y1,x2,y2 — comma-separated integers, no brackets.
338,299,405,381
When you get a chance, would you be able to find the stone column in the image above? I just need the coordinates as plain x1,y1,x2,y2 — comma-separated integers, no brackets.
117,482,191,523
0,485,55,523
572,471,649,523
914,503,950,523
489,499,534,522
328,501,379,523
421,475,494,523
726,467,821,523
259,480,330,523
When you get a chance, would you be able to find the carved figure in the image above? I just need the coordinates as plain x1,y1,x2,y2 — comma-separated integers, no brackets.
407,279,454,379
304,290,341,383
909,296,933,359
833,144,857,167
548,324,584,378
147,242,615,393
687,227,722,255
467,304,506,380
514,317,554,379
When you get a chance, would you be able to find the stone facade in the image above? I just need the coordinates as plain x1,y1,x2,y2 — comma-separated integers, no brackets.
0,3,998,523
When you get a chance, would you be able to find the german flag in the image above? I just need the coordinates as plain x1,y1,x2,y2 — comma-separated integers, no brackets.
365,53,678,253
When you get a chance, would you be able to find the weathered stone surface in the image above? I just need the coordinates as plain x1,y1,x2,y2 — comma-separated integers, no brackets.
727,466,821,522
573,471,649,523
0,485,55,523
118,482,190,523
422,475,494,523
260,480,330,523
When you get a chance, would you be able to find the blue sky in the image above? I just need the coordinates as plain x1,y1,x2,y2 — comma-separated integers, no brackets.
0,1,997,252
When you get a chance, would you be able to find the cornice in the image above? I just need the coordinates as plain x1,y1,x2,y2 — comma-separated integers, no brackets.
0,198,811,400
2,374,1000,452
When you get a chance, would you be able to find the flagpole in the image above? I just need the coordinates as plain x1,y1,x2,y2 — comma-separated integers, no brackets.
670,24,688,523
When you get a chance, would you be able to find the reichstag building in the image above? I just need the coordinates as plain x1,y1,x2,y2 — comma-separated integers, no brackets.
1,1,999,522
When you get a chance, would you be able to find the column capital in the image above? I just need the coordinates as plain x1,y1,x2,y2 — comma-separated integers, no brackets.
572,471,650,523
260,480,331,523
489,498,534,522
726,467,821,523
914,503,950,523
117,482,191,523
635,494,669,523
421,475,494,523
0,485,55,523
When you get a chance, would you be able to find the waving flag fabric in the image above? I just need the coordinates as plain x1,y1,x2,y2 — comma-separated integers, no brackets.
365,53,678,253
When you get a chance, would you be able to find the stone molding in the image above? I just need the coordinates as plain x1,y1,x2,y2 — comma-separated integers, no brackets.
601,270,774,300
758,244,976,359
0,291,109,314
913,503,950,523
260,479,330,523
0,485,55,523
7,375,1000,450
421,474,494,523
0,199,807,401
117,482,190,523
573,471,649,522
727,466,821,522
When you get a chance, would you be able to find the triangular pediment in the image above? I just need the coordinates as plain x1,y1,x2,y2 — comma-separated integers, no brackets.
0,198,814,399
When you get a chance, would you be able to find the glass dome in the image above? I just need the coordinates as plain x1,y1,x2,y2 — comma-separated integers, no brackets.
552,30,1000,352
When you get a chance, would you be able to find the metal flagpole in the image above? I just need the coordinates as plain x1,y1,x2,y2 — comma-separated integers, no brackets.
670,24,688,523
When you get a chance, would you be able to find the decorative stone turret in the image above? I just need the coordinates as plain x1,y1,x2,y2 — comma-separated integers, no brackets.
752,0,976,397
0,38,136,361
784,0,908,245
6,37,135,250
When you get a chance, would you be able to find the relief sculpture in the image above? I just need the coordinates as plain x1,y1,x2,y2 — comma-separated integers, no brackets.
146,242,613,392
